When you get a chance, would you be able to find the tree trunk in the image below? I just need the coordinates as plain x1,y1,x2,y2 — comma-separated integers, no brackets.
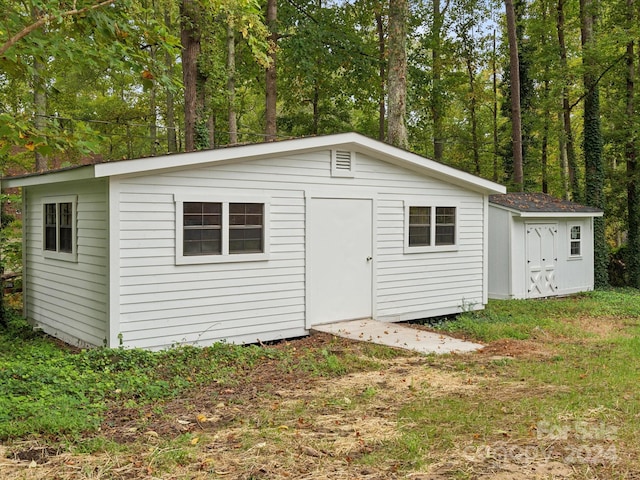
431,0,444,161
493,30,499,182
227,23,238,145
580,0,608,287
33,56,47,172
541,82,549,194
376,11,386,142
265,0,277,142
312,82,319,135
32,7,47,172
165,8,177,153
149,47,157,156
180,0,201,152
557,0,581,201
465,55,480,175
387,0,408,149
505,0,523,189
626,0,639,288
196,69,210,149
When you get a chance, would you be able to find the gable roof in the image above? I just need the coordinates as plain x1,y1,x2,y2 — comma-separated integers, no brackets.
489,193,603,217
1,132,505,194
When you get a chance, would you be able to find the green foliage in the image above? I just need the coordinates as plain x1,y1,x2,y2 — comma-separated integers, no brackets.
0,193,22,280
0,316,283,440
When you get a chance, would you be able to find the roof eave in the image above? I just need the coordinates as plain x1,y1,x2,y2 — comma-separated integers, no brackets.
490,203,603,217
517,211,604,218
1,165,96,188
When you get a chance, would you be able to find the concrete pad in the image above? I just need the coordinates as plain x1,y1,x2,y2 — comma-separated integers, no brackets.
311,319,483,354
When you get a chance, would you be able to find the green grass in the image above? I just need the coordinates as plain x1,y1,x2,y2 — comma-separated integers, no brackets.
430,289,640,342
375,289,640,474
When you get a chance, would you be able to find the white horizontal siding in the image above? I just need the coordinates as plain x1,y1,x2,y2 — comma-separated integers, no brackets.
116,174,308,348
24,180,109,347
114,149,489,348
375,188,486,320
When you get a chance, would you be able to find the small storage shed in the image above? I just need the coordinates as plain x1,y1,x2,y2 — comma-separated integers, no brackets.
1,133,505,350
488,193,603,299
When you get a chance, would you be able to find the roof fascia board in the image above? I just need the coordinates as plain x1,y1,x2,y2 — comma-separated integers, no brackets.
93,134,362,178
517,211,603,218
348,137,506,194
1,165,95,188
489,202,603,218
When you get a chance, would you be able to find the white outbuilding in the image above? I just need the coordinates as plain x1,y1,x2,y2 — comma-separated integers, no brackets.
1,133,505,350
488,193,603,300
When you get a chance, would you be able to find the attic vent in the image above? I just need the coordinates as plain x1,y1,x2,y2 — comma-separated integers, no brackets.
331,150,356,178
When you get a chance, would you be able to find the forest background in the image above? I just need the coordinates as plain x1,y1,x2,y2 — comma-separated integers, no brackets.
1,0,639,288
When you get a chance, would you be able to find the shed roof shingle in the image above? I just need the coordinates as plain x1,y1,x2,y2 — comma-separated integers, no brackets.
489,193,602,214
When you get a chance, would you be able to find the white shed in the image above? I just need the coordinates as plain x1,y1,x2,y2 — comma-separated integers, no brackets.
1,133,505,350
488,193,603,300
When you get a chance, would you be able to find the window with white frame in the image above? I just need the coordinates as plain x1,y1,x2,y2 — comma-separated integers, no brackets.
405,204,457,252
570,225,582,257
42,196,77,261
175,196,269,264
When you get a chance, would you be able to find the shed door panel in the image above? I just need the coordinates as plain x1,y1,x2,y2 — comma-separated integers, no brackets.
307,198,373,327
526,224,557,298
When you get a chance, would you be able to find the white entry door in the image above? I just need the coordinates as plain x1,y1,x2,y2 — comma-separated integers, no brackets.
526,224,558,298
307,198,373,327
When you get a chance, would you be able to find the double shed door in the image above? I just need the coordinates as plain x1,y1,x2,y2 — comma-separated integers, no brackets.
526,223,558,298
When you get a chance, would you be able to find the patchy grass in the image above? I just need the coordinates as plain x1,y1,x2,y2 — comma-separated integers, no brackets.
1,290,640,479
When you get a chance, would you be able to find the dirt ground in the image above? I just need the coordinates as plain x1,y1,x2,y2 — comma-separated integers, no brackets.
0,332,633,479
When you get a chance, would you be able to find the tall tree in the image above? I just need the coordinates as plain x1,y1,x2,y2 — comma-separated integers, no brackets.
180,0,201,152
227,22,238,144
431,0,448,162
387,0,408,148
626,0,639,287
376,8,386,141
557,0,581,201
580,0,607,287
505,0,524,189
265,0,278,141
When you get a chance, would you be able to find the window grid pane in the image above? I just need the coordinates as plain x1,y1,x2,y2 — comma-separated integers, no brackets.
44,204,57,251
571,226,581,240
229,203,264,253
409,206,431,246
570,226,581,256
59,203,73,253
183,202,222,256
435,207,455,246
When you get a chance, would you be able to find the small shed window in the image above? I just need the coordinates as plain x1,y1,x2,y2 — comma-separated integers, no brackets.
405,203,457,253
183,202,222,255
435,207,456,245
570,225,582,256
175,195,270,264
42,196,77,262
229,203,264,254
409,207,431,246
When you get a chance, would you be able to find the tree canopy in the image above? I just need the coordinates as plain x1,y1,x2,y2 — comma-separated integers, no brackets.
1,0,640,284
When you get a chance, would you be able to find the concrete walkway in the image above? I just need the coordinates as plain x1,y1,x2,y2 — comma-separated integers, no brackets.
312,318,483,355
